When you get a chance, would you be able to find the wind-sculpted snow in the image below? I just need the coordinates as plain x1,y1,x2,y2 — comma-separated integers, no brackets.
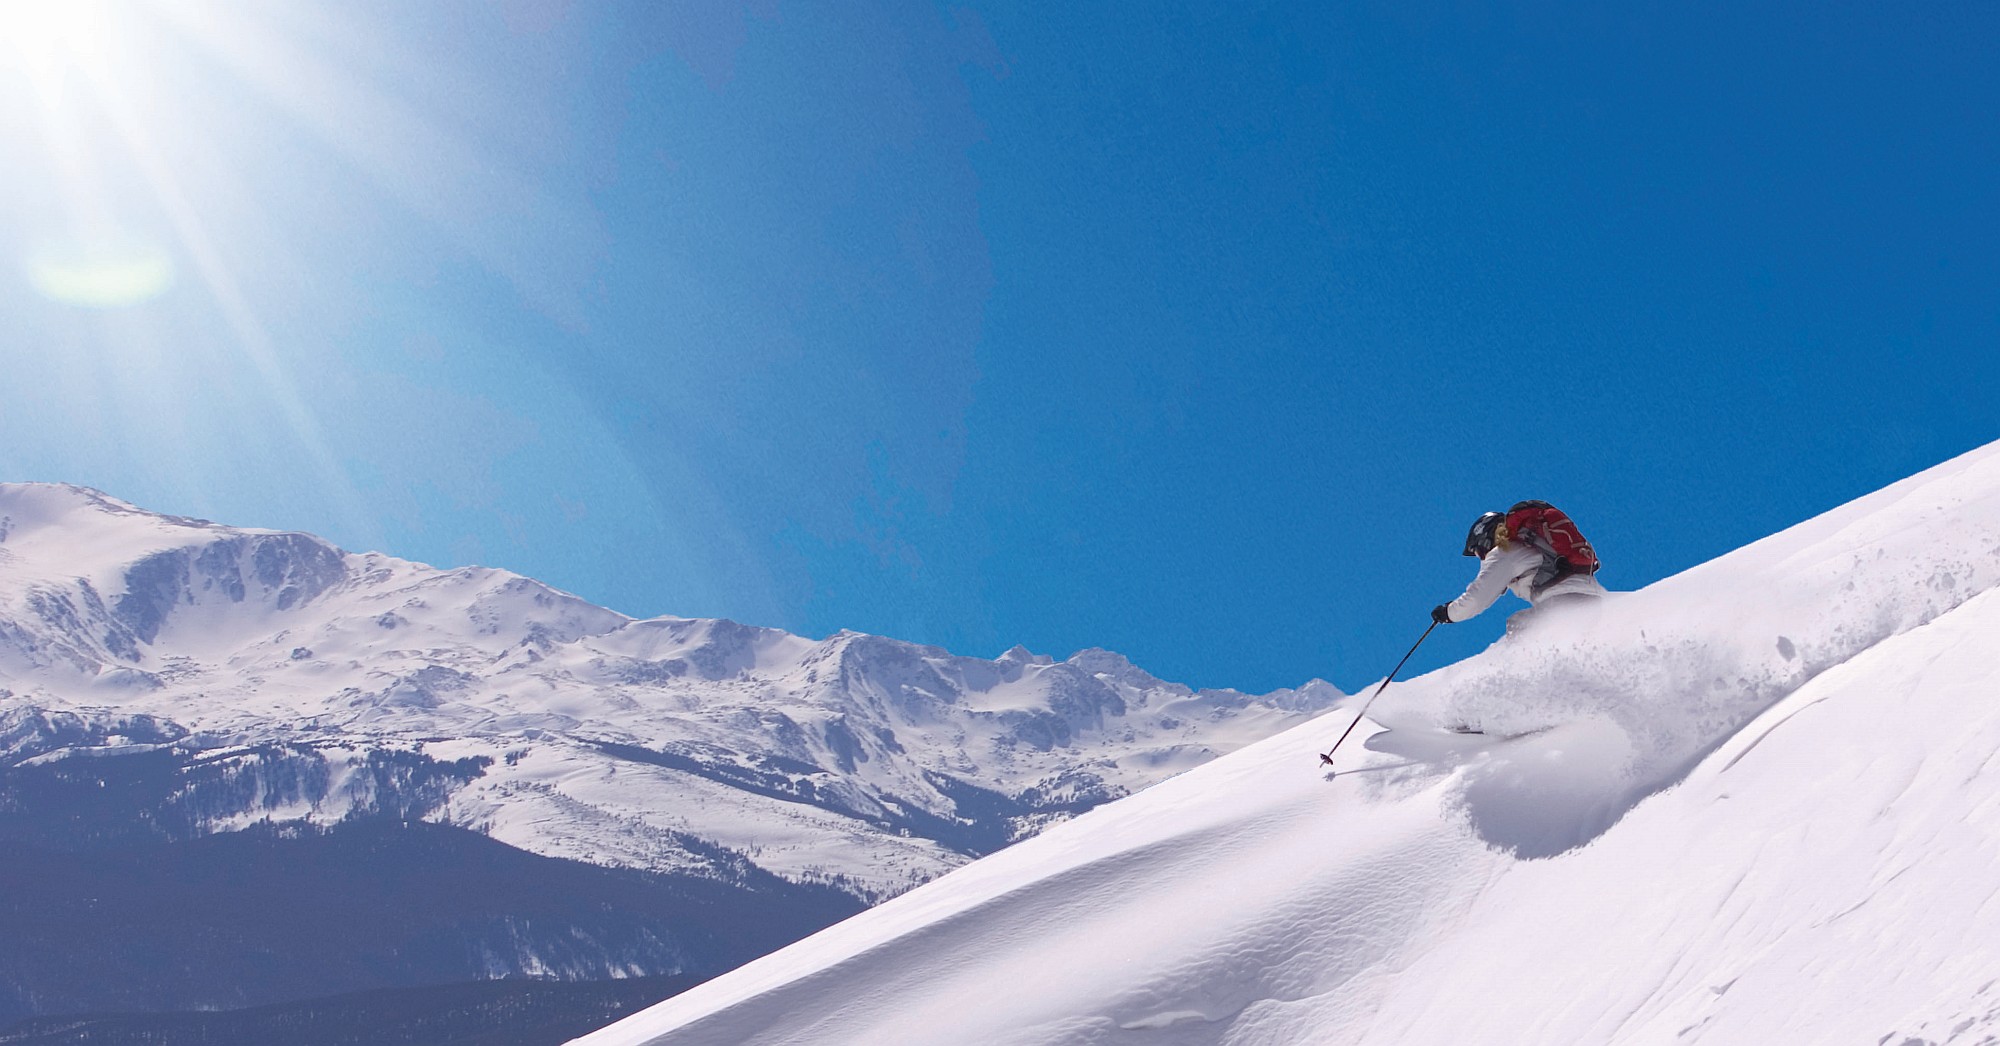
574,438,2000,1046
1365,441,2000,856
0,482,1341,902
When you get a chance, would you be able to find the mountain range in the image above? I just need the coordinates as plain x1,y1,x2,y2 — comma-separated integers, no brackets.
0,482,1342,1036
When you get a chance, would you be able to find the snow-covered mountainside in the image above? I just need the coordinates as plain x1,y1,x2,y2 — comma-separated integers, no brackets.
0,483,1339,901
576,439,2000,1046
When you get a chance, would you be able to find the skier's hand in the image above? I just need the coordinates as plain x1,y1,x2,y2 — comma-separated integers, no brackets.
1431,603,1454,625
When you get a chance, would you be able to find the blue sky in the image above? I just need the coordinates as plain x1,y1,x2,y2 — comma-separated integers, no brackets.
2,0,1995,693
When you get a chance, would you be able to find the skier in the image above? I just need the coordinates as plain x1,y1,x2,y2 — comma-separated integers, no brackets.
1431,500,1605,632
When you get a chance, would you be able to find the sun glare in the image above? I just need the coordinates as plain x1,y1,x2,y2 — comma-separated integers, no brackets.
0,0,489,537
3,0,174,307
1,0,114,78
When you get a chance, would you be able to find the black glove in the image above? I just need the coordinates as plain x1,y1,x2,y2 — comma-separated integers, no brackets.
1431,603,1454,625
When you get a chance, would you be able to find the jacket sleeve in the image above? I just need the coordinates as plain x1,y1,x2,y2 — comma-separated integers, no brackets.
1446,545,1541,623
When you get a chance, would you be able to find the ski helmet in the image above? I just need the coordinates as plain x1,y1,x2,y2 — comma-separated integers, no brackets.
1463,511,1504,557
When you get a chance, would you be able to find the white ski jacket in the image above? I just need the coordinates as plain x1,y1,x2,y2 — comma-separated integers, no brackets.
1444,543,1605,623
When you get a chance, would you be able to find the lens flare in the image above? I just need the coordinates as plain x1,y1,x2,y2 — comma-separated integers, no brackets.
24,232,175,308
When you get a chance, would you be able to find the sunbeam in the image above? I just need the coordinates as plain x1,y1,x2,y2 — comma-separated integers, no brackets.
0,0,383,540
0,0,675,594
148,0,608,329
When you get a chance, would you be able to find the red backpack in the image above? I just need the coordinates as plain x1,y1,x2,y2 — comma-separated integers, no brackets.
1502,500,1599,575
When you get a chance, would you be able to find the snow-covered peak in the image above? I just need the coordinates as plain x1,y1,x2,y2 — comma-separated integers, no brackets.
0,481,216,534
997,644,1053,666
0,483,251,589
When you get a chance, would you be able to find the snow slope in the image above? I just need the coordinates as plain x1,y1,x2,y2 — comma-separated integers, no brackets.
0,483,1340,901
575,439,2000,1045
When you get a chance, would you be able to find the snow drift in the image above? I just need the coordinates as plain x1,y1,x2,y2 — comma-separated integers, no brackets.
574,439,2000,1046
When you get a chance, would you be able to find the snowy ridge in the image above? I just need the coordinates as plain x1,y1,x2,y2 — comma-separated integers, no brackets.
574,438,2000,1045
0,483,1343,900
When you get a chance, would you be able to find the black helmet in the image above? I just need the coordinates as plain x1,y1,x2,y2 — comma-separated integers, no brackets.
1463,511,1504,557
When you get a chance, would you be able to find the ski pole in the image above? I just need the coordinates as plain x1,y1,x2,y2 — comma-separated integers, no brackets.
1318,620,1438,770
